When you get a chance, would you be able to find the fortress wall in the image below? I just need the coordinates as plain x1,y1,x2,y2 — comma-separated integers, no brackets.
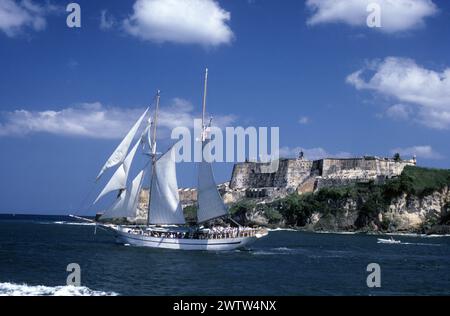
271,159,289,188
230,163,256,189
316,158,416,190
230,159,313,189
315,176,386,190
377,159,415,177
230,160,288,189
179,188,197,205
284,159,314,188
229,156,416,192
321,157,414,178
321,158,377,176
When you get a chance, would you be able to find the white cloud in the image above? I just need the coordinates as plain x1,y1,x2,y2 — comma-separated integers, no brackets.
0,99,236,139
100,9,115,30
390,145,443,159
347,57,450,129
306,0,438,33
0,0,52,37
385,104,412,120
123,0,233,46
0,103,140,139
280,146,353,160
298,116,310,125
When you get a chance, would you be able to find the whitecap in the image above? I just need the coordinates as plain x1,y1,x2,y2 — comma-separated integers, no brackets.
251,247,299,256
400,242,442,247
268,228,298,232
0,282,118,296
314,231,358,235
53,221,96,226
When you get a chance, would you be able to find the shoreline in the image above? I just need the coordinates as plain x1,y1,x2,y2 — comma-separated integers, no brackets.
268,226,450,237
2,214,450,237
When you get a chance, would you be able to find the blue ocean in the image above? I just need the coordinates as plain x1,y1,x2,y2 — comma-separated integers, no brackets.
1,214,449,296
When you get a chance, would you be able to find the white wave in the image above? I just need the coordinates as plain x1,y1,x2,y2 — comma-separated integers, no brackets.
251,247,298,256
0,282,118,296
421,234,450,238
384,232,450,238
268,228,298,232
251,250,280,256
273,247,293,252
53,221,96,226
314,230,358,235
401,242,442,246
35,221,95,226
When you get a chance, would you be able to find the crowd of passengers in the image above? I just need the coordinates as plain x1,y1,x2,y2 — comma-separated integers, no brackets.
124,225,258,239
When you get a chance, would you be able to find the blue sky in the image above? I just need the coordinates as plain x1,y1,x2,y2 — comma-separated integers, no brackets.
0,0,449,214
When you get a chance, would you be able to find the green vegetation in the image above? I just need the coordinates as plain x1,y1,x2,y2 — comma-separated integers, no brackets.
183,205,198,223
263,207,283,223
385,166,450,197
229,200,283,224
229,200,256,216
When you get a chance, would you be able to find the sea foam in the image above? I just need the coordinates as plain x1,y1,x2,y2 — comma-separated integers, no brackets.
54,221,96,226
0,282,118,296
268,228,298,232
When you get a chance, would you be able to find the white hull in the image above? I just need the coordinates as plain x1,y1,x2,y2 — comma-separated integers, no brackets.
102,225,267,251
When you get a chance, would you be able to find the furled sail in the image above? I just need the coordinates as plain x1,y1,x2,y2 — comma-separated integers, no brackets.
96,108,149,180
100,169,145,220
148,146,185,225
197,160,228,224
94,139,140,204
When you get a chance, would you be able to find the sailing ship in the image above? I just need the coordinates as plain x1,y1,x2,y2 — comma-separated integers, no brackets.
72,69,268,251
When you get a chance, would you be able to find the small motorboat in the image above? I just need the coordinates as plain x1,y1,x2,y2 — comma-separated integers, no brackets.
377,237,401,244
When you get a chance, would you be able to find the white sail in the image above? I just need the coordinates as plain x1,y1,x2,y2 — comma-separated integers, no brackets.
96,108,149,180
100,169,145,220
197,160,228,223
94,139,140,204
196,68,228,224
140,117,153,155
148,146,185,225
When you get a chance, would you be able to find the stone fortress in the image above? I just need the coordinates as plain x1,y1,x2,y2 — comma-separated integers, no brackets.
176,153,417,206
138,153,417,211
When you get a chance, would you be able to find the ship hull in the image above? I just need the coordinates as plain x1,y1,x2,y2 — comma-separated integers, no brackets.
102,225,268,251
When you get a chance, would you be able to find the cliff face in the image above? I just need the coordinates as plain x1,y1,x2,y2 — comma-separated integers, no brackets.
383,188,450,233
234,186,450,234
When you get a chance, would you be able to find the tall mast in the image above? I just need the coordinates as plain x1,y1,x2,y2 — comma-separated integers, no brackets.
147,90,160,226
152,90,160,158
196,68,229,224
201,68,208,142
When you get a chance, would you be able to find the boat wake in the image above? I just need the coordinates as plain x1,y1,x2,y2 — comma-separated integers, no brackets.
251,247,302,256
37,221,96,226
399,242,442,247
54,221,96,226
377,239,441,246
268,228,298,232
0,282,118,296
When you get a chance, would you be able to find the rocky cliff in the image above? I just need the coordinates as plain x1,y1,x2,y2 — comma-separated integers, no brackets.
232,187,450,234
230,166,450,234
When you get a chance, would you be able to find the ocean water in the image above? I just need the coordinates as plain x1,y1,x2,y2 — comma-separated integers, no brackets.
1,215,450,296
